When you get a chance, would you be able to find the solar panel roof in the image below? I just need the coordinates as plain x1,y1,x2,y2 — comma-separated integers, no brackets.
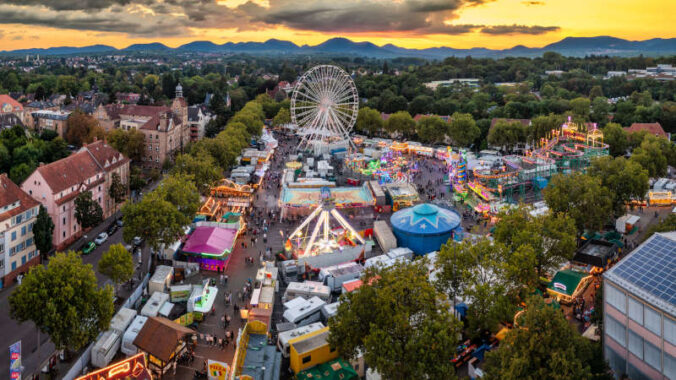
604,232,676,317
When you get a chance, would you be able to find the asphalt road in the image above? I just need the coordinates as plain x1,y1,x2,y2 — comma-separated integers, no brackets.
0,180,160,379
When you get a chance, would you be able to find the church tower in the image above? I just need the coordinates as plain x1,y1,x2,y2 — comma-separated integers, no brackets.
175,83,183,99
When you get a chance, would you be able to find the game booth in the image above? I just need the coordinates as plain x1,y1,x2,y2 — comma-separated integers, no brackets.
180,222,240,272
546,269,593,304
280,184,375,219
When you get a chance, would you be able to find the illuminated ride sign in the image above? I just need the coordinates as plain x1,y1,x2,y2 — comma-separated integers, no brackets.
76,353,152,380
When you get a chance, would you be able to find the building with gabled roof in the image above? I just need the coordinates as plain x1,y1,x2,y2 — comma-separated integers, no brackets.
0,174,40,287
624,122,668,139
0,94,24,124
21,140,129,249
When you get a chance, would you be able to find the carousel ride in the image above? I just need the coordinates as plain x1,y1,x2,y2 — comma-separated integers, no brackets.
347,149,417,184
291,65,359,155
285,187,365,257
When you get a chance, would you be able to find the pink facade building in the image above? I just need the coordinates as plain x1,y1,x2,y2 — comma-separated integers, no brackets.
21,141,129,250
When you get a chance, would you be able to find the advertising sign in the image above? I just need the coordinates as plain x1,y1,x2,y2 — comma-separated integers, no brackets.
553,282,567,292
9,341,21,380
75,353,151,380
207,360,229,380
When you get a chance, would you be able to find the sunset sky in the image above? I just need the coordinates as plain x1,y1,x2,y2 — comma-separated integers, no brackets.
0,0,673,51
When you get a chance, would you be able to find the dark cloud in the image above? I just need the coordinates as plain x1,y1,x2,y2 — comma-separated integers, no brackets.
480,24,559,35
1,0,135,11
522,1,545,5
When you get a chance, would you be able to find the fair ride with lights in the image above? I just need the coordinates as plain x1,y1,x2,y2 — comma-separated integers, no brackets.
285,187,365,258
291,65,359,155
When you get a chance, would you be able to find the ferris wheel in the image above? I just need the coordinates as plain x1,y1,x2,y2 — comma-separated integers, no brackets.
291,65,359,154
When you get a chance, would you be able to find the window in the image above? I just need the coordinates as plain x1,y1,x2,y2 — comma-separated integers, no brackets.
665,318,676,346
665,354,676,380
63,217,66,225
28,222,33,232
21,226,26,236
63,206,65,212
644,307,661,336
62,231,65,238
628,330,643,359
11,262,16,271
605,314,626,346
15,214,22,224
11,231,16,241
302,356,311,364
606,283,626,313
21,255,26,265
9,246,15,256
156,146,159,152
330,347,336,352
644,341,661,370
98,186,101,191
26,238,33,247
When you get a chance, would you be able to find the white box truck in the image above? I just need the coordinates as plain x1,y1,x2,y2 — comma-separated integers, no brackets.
276,322,325,358
121,315,148,356
91,330,121,368
373,220,397,253
141,291,169,317
282,281,331,303
319,262,364,293
283,296,326,327
148,265,173,295
109,307,137,335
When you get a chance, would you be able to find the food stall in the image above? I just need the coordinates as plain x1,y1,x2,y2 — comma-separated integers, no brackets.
187,280,218,314
546,269,593,304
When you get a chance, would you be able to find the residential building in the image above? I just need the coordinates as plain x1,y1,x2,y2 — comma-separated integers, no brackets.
21,141,129,249
624,122,668,139
31,110,71,137
23,101,59,127
602,232,676,380
94,85,188,168
0,113,24,131
115,92,141,104
187,105,213,141
0,174,40,287
0,94,24,124
424,78,480,90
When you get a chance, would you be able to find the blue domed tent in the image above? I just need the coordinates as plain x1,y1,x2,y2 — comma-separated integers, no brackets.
390,203,462,255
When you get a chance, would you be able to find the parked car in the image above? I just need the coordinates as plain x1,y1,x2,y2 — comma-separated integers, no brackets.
116,218,123,227
132,236,143,246
107,223,118,235
81,241,96,255
94,232,109,245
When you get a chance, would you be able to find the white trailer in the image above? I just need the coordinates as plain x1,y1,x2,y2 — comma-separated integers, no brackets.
364,255,393,270
109,307,137,335
318,262,364,293
387,247,413,262
90,330,121,368
276,322,325,358
373,221,397,253
283,296,326,326
283,296,309,310
141,291,169,317
321,302,340,323
121,315,148,356
282,281,331,303
148,265,173,295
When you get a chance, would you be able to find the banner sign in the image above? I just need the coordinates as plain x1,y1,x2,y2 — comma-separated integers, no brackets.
9,341,21,380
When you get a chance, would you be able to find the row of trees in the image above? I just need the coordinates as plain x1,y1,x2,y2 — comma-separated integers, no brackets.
356,107,481,146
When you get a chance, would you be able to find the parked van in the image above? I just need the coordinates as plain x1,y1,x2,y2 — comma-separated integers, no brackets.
121,315,148,356
283,296,326,326
109,307,137,335
91,330,121,368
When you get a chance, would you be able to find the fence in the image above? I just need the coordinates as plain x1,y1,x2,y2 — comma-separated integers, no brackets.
62,273,150,380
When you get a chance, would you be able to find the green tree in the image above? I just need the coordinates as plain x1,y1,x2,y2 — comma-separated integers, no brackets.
589,85,604,100
107,128,145,162
385,111,416,137
588,156,649,215
355,107,383,136
108,172,127,211
272,107,291,126
493,207,576,279
416,116,447,144
155,173,200,220
543,173,613,234
487,120,528,150
630,134,674,177
172,152,221,195
98,244,134,294
328,262,461,380
408,95,433,116
530,114,562,141
43,137,70,162
74,191,103,230
9,251,114,352
483,297,597,380
591,97,611,126
448,112,480,147
602,123,628,157
33,205,54,260
569,97,591,119
9,163,35,184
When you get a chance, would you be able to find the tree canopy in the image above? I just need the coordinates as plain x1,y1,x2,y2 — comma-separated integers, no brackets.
74,191,103,230
98,244,134,293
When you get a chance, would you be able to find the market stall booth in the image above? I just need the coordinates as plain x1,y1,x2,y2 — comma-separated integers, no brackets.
133,317,195,377
181,223,240,272
383,183,419,211
280,183,375,219
546,269,593,304
229,320,281,380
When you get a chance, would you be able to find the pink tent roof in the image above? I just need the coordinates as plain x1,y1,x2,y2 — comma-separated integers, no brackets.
182,226,237,256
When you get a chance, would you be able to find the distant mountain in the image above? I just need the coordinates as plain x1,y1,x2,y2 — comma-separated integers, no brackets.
2,36,675,58
122,43,170,51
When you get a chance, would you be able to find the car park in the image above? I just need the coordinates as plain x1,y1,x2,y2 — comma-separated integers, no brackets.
94,232,109,245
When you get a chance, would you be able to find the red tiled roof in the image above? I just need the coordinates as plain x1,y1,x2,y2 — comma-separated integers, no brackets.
140,113,182,131
0,174,39,221
0,94,23,113
32,150,101,194
104,104,171,121
84,140,129,170
624,122,667,138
